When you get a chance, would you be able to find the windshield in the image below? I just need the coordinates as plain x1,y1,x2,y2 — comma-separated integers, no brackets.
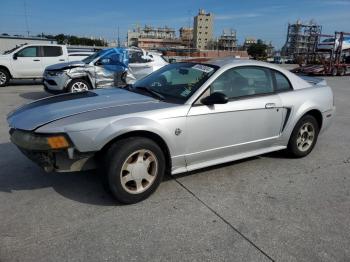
82,49,110,64
3,45,23,55
132,62,218,103
322,38,335,43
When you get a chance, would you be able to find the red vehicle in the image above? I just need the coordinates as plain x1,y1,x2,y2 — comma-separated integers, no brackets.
293,32,350,76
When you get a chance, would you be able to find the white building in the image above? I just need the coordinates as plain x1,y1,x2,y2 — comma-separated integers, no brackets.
0,35,56,53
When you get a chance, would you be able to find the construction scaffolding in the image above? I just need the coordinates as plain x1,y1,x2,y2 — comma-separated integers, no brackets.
292,31,350,76
218,29,237,51
283,20,322,59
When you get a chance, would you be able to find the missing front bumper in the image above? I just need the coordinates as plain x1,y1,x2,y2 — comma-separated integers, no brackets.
19,148,96,173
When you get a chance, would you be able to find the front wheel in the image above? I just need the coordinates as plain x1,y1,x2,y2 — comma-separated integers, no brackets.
104,137,165,204
67,79,91,93
287,115,319,157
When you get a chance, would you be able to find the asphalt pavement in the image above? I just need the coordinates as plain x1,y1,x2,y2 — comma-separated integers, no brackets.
0,76,349,262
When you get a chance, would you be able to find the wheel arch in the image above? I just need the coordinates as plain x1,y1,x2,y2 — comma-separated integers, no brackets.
67,76,93,91
301,109,323,130
0,65,12,79
98,130,172,174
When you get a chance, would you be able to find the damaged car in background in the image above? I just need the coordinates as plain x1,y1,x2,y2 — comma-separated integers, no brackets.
43,47,168,93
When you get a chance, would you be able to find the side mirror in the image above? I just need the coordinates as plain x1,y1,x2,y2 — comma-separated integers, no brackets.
13,53,18,60
201,92,228,105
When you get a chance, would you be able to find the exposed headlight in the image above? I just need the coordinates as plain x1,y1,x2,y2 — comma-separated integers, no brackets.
10,130,71,150
46,70,64,77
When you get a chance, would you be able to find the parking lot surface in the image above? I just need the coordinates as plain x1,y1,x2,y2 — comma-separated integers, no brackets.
0,77,349,262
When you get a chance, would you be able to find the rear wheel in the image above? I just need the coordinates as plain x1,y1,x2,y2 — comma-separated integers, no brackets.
0,69,10,87
67,79,91,93
103,137,165,204
337,67,345,76
287,115,319,158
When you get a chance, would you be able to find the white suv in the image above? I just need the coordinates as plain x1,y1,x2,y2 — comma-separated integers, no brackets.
0,44,90,87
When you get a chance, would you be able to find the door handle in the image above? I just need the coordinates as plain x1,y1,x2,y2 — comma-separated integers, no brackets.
33,59,40,61
265,103,276,109
59,59,65,61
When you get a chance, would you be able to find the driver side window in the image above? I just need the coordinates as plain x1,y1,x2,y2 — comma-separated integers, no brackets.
17,47,38,57
129,51,150,63
210,66,273,99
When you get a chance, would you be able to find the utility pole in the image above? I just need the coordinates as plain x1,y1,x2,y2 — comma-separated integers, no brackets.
117,26,120,47
23,0,30,36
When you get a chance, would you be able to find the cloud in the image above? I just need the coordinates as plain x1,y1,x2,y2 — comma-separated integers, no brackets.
215,13,261,20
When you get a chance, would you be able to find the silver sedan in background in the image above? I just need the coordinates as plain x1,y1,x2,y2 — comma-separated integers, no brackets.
7,59,335,204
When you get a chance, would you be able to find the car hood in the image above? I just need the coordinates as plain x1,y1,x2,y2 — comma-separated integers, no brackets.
7,88,165,131
0,54,10,60
46,61,86,71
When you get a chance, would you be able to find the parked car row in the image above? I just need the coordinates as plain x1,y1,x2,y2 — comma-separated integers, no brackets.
43,47,168,93
0,44,168,92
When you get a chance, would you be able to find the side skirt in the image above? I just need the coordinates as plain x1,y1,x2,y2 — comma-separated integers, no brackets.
171,145,286,175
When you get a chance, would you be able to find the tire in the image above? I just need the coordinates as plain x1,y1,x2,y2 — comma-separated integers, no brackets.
0,68,10,87
103,137,165,204
337,67,345,76
331,67,338,76
67,79,91,93
287,115,320,158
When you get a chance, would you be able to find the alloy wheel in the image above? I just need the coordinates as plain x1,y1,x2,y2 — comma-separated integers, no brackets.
71,82,89,92
296,122,315,152
0,72,7,85
120,149,158,194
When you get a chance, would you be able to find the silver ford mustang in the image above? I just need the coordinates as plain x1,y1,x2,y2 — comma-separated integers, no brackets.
7,59,335,204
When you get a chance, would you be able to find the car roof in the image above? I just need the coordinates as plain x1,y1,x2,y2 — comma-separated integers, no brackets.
205,57,272,68
203,57,312,90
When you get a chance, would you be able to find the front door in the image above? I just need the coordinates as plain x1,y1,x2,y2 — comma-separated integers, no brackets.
186,66,284,169
11,46,43,78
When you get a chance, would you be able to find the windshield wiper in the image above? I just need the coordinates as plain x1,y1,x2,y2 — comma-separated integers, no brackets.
134,86,165,101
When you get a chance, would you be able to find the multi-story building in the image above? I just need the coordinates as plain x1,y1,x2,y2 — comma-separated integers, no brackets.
127,25,182,49
282,20,322,58
193,9,213,50
243,37,257,50
218,29,237,51
179,27,193,47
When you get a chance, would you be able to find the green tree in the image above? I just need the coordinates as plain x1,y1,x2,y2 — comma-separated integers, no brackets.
247,42,268,60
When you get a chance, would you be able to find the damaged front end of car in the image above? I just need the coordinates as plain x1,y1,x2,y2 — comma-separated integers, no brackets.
9,129,96,172
44,48,131,93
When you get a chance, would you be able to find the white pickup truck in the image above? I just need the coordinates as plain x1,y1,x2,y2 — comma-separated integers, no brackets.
0,44,92,87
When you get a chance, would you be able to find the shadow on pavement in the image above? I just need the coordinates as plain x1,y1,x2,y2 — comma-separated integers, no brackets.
173,156,259,179
8,79,43,86
0,141,269,206
0,142,118,206
20,91,51,100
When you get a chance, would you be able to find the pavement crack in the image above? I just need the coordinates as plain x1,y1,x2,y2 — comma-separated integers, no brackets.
173,177,275,262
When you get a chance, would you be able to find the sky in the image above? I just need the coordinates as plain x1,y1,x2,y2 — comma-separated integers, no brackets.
0,0,349,49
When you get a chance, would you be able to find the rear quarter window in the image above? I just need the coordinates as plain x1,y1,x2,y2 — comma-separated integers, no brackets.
43,46,62,57
274,71,293,92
